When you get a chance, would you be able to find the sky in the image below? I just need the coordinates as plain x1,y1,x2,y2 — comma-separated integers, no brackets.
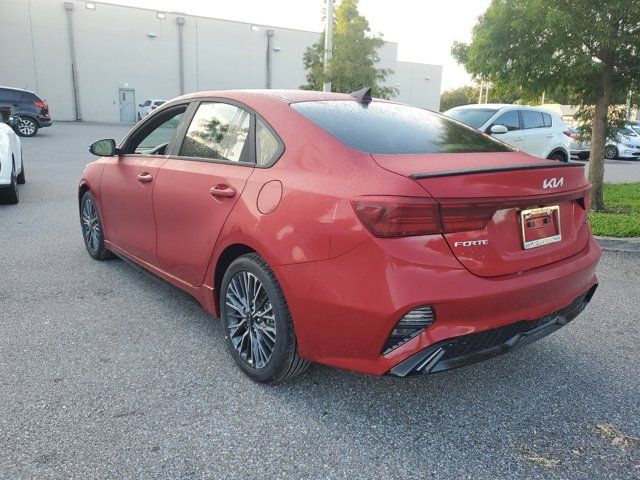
105,0,491,91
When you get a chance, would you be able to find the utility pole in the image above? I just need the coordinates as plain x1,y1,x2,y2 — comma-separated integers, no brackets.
323,0,334,92
266,29,274,89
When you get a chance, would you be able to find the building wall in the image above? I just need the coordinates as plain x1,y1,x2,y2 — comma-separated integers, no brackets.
0,0,442,122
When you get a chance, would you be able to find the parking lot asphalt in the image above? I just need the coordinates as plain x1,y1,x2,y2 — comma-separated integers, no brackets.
1,122,639,479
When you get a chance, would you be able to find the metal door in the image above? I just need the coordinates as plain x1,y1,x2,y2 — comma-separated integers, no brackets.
119,88,136,123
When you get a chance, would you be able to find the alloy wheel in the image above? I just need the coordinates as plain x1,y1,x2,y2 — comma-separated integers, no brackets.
18,118,36,136
604,145,617,159
224,271,277,369
81,196,101,254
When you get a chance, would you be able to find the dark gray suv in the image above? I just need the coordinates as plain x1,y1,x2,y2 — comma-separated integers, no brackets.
0,86,52,137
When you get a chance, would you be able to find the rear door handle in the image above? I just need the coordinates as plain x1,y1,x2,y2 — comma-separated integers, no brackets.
137,172,153,183
209,185,236,198
546,133,554,138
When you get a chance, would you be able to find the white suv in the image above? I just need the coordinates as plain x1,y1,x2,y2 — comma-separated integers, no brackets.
444,104,571,161
137,99,166,121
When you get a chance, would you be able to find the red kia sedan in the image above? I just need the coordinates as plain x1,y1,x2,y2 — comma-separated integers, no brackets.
78,89,600,383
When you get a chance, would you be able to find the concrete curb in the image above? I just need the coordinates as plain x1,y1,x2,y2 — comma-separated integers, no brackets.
596,236,640,253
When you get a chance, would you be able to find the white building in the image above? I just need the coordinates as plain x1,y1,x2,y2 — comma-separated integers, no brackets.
0,0,443,123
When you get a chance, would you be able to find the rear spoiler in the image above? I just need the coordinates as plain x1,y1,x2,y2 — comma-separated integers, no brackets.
410,162,583,180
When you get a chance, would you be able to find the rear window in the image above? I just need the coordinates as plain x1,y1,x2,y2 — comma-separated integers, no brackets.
444,107,498,129
292,101,513,155
522,110,545,129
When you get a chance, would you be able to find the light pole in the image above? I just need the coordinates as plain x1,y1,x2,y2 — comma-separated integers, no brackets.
323,0,334,92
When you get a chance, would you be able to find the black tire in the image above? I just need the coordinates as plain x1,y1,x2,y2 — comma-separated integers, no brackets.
16,117,38,137
137,113,142,121
80,191,114,260
604,145,618,160
577,152,590,160
547,152,567,162
220,253,310,384
0,163,19,204
16,162,26,184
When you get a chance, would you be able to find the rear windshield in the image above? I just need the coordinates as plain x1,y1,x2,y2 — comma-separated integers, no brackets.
444,107,498,129
291,101,513,155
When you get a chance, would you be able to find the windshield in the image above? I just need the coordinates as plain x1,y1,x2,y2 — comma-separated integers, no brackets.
291,101,513,155
444,108,498,129
621,127,637,137
631,126,640,136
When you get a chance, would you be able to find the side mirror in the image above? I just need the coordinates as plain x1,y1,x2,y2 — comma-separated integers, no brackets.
138,104,143,107
89,139,117,156
490,124,509,134
7,116,20,128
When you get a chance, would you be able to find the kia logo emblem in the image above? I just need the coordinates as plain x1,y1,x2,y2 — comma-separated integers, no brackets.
543,177,564,189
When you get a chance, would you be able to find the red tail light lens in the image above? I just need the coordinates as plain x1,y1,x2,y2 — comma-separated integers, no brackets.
438,200,499,233
563,130,579,140
351,196,442,237
34,101,48,109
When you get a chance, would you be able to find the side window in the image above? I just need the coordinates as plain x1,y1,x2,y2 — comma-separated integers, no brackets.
522,110,545,129
142,100,151,107
126,107,185,155
179,102,251,162
492,110,520,131
256,119,280,165
543,113,552,127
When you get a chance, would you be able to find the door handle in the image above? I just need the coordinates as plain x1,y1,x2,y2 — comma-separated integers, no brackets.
209,185,236,198
546,133,554,138
137,172,153,183
514,136,524,141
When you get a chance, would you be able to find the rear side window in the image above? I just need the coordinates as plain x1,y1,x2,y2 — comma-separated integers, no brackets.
179,102,251,162
492,110,520,131
292,101,513,154
256,119,280,166
1,91,22,102
522,110,545,129
543,113,552,127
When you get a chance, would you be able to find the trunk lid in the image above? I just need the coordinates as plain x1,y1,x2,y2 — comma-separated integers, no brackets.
371,152,591,277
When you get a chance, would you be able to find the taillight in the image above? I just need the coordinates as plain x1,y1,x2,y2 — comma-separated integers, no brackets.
563,130,579,140
34,101,48,109
151,105,158,110
438,200,499,233
352,189,590,238
351,196,442,237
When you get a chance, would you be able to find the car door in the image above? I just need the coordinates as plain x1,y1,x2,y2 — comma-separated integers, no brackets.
487,110,524,150
99,104,188,265
520,109,550,158
153,100,255,286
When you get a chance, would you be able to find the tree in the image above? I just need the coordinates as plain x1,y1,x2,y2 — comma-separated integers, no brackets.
301,0,397,99
439,84,522,111
452,0,640,211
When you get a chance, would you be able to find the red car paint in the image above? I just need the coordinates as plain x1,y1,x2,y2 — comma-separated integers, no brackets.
79,90,600,376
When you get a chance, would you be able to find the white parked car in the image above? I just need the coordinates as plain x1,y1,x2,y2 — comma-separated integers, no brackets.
444,104,571,161
0,111,25,204
604,126,640,160
568,126,590,160
137,99,166,121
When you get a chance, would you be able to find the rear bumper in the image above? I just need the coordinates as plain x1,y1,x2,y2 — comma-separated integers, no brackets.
276,234,601,376
388,283,597,376
38,117,52,127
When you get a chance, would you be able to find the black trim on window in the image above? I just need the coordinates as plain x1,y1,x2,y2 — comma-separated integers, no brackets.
118,103,191,156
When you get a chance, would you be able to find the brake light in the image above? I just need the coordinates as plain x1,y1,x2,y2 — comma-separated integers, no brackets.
438,200,499,233
151,105,158,110
351,196,442,237
34,101,48,109
352,189,589,238
563,130,579,140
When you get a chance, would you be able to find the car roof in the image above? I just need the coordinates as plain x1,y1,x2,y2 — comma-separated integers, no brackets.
0,86,35,94
170,89,362,106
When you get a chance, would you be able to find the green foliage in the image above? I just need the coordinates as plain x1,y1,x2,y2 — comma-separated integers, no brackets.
589,183,640,237
452,0,640,211
301,0,397,99
439,85,521,111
